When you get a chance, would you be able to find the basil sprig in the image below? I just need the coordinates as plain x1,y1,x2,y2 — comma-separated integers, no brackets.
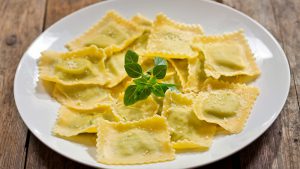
124,50,176,106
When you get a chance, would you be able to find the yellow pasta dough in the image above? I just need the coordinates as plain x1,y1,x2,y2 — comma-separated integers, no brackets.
39,45,109,86
96,115,175,164
66,11,143,55
162,91,216,150
168,59,189,88
131,14,152,31
145,13,204,59
130,14,152,56
53,106,120,137
193,30,260,80
53,83,112,110
193,79,259,133
185,54,207,92
104,50,128,88
112,95,159,121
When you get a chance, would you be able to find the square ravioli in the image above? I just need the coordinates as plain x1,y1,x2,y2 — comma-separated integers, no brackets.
145,13,204,59
162,91,216,150
53,106,120,137
96,116,175,164
39,46,108,86
193,79,259,133
112,95,159,121
53,83,112,110
168,53,206,91
66,11,143,55
193,30,260,80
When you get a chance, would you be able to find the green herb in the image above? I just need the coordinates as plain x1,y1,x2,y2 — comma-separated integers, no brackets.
123,50,176,106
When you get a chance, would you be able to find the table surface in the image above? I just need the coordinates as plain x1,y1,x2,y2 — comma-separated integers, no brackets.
1,0,299,168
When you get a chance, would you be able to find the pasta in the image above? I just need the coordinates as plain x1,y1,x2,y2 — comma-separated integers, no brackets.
145,13,204,59
66,11,143,55
53,106,120,137
39,46,109,86
52,83,112,110
112,95,159,121
38,11,261,165
162,91,216,150
96,116,175,164
193,79,259,133
193,30,260,80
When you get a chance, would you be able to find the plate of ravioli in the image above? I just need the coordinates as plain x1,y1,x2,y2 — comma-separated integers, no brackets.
14,0,290,168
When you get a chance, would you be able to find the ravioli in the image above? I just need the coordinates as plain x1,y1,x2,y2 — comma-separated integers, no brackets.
145,13,204,59
66,11,143,55
185,53,207,92
96,116,175,164
53,106,120,137
168,59,189,88
130,14,152,56
112,95,159,121
39,46,109,86
131,14,152,31
162,91,216,150
193,79,259,133
53,83,112,110
193,30,260,80
104,50,128,88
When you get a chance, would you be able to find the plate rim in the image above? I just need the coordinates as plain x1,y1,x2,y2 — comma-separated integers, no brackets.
13,0,291,168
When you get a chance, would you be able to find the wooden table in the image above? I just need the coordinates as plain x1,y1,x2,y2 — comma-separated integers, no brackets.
1,0,299,168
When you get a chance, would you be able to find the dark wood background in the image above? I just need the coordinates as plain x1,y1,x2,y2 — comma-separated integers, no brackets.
0,0,299,168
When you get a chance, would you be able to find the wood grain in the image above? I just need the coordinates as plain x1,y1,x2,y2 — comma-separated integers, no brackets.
0,0,46,168
223,0,300,169
44,0,102,29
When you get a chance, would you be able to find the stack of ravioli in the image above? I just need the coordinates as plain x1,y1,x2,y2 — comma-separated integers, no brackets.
38,11,260,165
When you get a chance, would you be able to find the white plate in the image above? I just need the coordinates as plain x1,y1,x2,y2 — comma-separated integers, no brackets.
14,0,290,168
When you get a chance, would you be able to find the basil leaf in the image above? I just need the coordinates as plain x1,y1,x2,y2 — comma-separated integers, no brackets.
151,84,165,97
125,50,139,64
124,85,138,105
154,57,167,66
146,68,153,75
124,63,142,78
159,84,169,93
149,77,157,85
153,65,167,79
133,78,148,86
159,83,176,93
136,86,151,100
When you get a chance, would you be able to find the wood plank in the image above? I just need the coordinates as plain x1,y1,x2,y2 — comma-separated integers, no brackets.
272,0,300,96
44,0,101,29
25,1,101,169
0,0,46,168
271,0,300,168
222,0,300,169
